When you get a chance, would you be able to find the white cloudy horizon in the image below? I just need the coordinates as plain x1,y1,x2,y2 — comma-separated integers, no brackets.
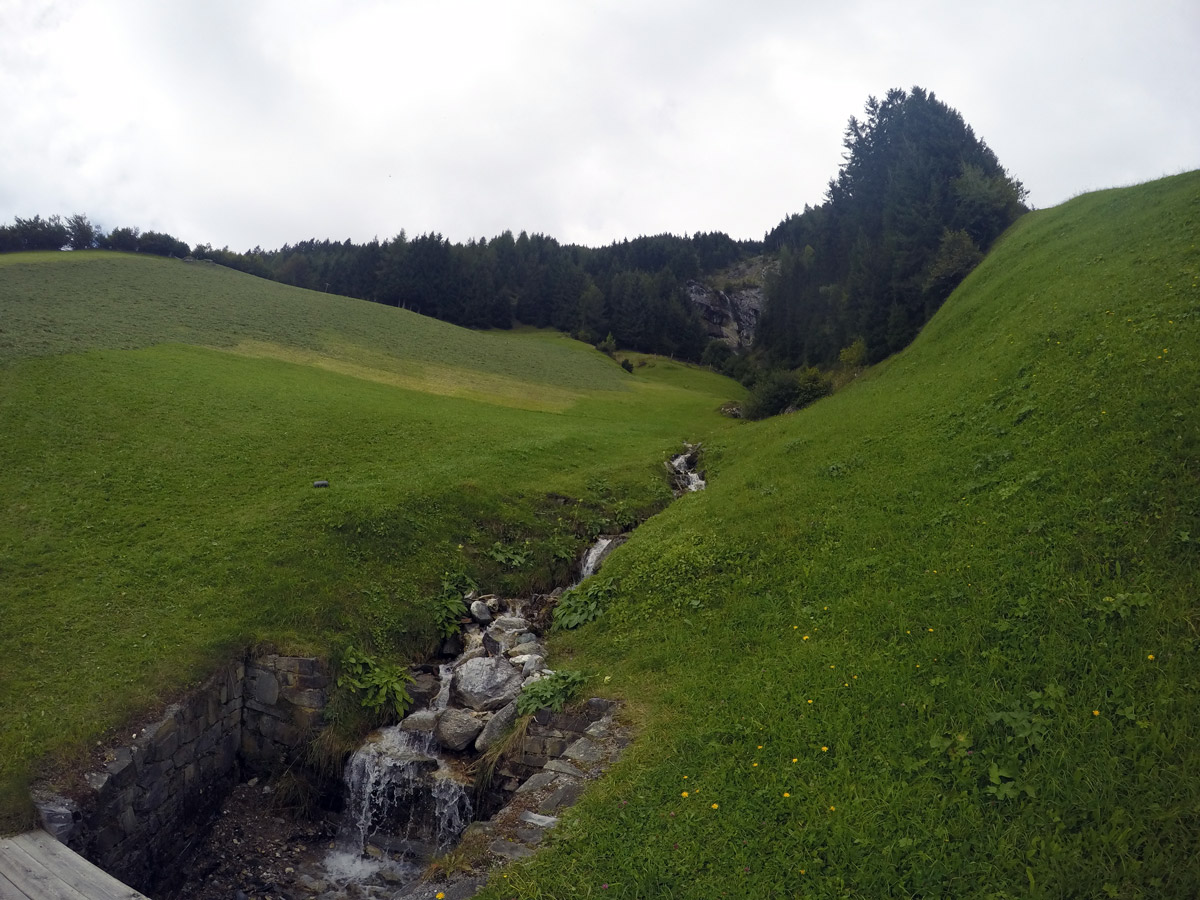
1,0,1197,252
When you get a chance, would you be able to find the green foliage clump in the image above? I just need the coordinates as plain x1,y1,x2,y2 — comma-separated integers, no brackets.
485,540,531,569
838,337,867,368
516,670,586,716
552,577,618,630
742,367,832,420
433,570,476,639
336,647,414,721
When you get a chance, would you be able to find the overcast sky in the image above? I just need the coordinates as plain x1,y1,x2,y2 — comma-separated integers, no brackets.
1,0,1197,251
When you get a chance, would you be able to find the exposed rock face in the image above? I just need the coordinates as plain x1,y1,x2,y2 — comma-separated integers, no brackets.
685,280,762,348
452,657,524,711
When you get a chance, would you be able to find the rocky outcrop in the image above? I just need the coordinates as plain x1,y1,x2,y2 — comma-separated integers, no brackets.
685,280,762,348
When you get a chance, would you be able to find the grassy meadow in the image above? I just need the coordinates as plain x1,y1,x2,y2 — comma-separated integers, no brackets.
0,253,742,827
480,172,1200,898
1,171,1197,898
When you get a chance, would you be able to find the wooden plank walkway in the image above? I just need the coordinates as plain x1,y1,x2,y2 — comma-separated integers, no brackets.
0,831,147,900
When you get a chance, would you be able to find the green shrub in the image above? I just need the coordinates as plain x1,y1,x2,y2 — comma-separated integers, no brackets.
742,367,832,420
433,570,476,638
336,646,414,721
516,669,586,715
552,577,618,630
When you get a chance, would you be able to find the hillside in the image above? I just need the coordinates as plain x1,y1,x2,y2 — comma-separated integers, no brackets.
482,172,1200,898
0,254,743,826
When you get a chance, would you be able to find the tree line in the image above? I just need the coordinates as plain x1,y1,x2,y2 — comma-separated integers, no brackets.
2,87,1026,374
756,86,1027,367
0,211,758,363
0,214,191,259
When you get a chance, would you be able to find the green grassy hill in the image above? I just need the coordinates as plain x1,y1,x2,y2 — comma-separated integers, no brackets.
0,253,742,825
484,172,1200,898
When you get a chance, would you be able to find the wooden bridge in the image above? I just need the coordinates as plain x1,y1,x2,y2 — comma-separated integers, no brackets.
0,831,147,900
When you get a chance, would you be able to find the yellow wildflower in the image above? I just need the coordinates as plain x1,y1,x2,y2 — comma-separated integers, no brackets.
711,803,719,809
681,791,689,797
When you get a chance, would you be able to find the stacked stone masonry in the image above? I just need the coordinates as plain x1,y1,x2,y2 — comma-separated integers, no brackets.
34,654,330,895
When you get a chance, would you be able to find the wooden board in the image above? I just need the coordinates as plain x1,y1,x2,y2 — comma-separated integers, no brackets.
0,833,147,900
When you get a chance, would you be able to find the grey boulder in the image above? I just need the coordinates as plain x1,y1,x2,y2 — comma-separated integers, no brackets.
435,708,484,751
452,656,524,711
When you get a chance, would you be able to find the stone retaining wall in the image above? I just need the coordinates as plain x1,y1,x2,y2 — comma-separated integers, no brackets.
491,699,619,796
34,654,329,894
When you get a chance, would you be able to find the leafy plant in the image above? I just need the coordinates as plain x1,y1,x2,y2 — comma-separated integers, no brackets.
517,670,586,716
486,539,532,569
433,569,476,638
552,577,618,630
1089,592,1150,621
336,646,414,720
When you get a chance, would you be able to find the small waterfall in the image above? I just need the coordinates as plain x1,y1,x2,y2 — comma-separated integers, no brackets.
326,726,472,881
668,445,706,493
580,537,614,579
431,663,454,710
323,444,704,886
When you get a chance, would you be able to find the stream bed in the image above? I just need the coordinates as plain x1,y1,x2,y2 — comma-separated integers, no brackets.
162,446,703,899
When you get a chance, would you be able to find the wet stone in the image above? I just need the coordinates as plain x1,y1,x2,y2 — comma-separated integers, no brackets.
435,708,484,751
539,781,585,813
515,826,544,845
515,771,559,794
519,811,558,828
408,671,440,706
542,759,586,778
400,709,438,734
490,839,535,860
563,737,605,763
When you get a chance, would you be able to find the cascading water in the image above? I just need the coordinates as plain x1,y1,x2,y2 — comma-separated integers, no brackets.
325,726,473,883
668,446,706,493
580,537,614,579
324,445,703,885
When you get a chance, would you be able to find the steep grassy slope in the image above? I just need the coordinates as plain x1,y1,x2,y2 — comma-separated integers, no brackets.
0,254,742,827
489,172,1200,898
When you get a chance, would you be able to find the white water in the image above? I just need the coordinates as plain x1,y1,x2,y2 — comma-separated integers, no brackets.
326,725,472,879
669,451,706,492
580,537,614,579
431,663,454,711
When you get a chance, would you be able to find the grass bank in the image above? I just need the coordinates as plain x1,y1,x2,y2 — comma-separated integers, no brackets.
0,254,743,828
485,172,1200,898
